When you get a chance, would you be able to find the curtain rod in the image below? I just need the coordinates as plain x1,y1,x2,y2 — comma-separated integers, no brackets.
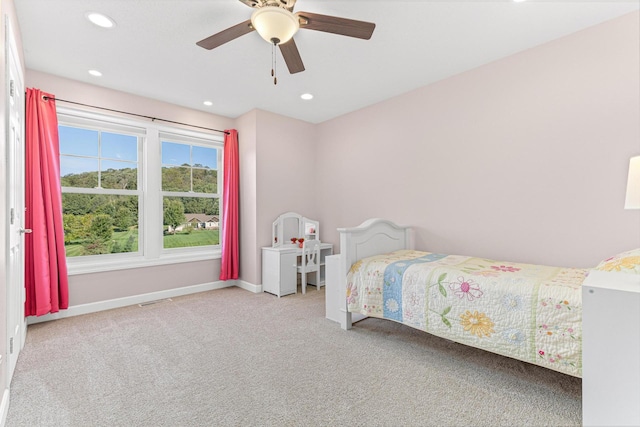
42,96,230,135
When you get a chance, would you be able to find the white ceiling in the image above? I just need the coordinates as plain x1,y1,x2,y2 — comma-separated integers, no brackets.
15,0,640,124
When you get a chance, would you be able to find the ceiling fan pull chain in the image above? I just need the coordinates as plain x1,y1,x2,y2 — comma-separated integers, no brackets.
271,41,278,85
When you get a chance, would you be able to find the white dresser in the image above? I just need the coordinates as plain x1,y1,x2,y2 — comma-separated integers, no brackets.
262,243,333,297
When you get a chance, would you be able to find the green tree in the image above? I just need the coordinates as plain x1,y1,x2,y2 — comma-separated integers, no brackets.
162,166,190,192
123,234,135,252
61,171,98,188
181,197,218,216
63,213,92,243
90,214,113,242
163,198,185,230
192,168,217,193
113,206,135,231
101,167,137,190
63,193,95,215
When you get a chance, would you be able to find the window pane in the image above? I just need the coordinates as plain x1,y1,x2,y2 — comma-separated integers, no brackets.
162,141,190,166
59,126,99,157
101,132,137,162
62,194,139,257
60,156,99,188
101,160,138,190
163,196,219,248
192,168,217,193
162,166,191,191
192,146,217,170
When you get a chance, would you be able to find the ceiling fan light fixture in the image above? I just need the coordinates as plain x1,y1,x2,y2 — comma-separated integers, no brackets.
251,6,300,45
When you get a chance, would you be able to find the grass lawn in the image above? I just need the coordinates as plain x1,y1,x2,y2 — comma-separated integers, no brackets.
64,243,85,257
163,229,219,248
64,228,219,256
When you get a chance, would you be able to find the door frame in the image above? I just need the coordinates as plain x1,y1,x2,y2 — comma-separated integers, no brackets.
4,12,26,386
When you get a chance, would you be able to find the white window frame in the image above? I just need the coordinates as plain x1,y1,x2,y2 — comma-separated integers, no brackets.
159,131,222,254
57,107,224,275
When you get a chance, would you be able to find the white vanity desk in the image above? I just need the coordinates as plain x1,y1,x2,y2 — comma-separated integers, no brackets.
262,243,334,297
261,212,333,297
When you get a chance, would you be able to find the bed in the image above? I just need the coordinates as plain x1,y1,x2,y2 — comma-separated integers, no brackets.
329,218,640,382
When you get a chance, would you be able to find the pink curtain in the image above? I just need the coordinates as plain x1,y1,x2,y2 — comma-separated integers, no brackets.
25,88,69,316
220,129,240,280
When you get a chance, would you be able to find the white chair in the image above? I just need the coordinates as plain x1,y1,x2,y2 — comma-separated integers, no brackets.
297,239,321,294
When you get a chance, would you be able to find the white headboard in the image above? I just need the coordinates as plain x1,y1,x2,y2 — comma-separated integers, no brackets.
338,218,412,275
334,219,412,330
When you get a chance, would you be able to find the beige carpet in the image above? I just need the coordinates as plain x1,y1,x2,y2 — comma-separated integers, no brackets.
6,286,581,426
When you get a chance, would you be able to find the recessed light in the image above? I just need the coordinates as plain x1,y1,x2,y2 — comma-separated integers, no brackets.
88,70,102,77
86,12,115,28
513,0,527,2
300,93,313,100
203,101,213,106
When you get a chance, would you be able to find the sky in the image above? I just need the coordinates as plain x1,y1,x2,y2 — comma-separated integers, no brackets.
58,125,218,177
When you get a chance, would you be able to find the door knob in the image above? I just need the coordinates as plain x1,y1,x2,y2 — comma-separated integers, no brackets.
19,228,32,234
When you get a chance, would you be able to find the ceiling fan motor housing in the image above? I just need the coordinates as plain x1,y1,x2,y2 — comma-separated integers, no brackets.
251,6,300,45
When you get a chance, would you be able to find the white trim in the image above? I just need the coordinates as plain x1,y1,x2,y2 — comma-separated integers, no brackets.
0,388,9,427
235,280,262,293
57,112,147,136
26,280,238,325
67,249,221,275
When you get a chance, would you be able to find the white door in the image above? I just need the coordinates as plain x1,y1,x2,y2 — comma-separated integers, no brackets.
6,16,26,381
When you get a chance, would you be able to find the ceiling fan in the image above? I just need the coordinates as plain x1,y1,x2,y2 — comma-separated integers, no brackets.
196,0,376,77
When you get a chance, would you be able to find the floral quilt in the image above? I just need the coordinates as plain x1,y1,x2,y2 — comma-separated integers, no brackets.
346,250,587,377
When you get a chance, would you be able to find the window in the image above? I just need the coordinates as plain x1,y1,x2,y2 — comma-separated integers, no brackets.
58,108,223,274
59,124,140,257
161,136,220,249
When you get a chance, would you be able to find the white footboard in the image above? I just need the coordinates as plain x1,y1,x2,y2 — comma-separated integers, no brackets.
327,218,412,330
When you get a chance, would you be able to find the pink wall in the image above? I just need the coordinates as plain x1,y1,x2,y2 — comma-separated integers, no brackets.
242,109,317,285
255,109,317,235
235,110,259,285
316,11,640,268
70,261,220,305
26,70,234,132
24,71,234,305
201,107,318,287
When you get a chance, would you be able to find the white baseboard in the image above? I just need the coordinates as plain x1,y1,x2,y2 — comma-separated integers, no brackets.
236,280,262,293
27,280,258,325
0,388,9,427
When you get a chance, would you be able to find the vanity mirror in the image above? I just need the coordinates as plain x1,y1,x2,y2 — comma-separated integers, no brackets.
272,212,319,247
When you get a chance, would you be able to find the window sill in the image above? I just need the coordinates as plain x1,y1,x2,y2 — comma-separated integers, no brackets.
66,249,222,276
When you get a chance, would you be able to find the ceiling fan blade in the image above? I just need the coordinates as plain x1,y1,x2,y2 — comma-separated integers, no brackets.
296,12,375,40
279,39,305,74
196,19,255,50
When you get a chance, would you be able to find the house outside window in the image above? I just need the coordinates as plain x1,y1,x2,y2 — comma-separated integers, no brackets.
58,108,223,275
